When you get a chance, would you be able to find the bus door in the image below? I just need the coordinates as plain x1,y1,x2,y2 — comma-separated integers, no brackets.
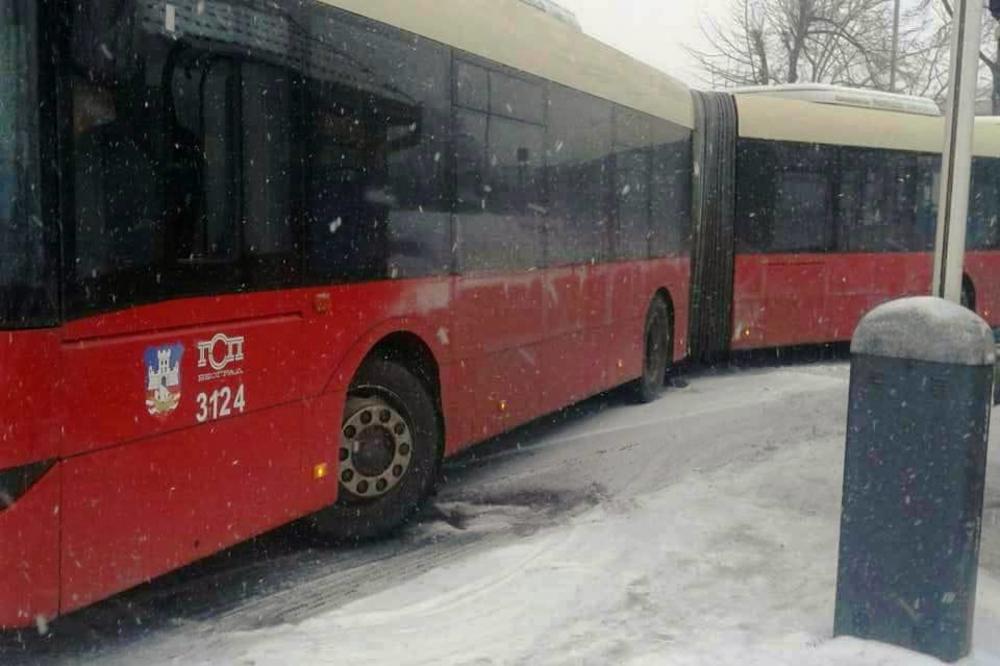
58,5,308,613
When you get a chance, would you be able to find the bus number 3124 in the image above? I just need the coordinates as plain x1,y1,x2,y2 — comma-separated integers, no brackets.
196,385,247,423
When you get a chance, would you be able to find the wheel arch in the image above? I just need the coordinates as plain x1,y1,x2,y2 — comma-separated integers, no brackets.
358,331,442,409
652,287,676,354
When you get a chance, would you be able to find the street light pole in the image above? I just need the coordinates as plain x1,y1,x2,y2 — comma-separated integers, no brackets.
932,0,983,302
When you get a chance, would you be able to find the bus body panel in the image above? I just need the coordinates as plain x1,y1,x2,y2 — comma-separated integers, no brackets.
0,464,60,628
58,304,305,459
732,252,937,349
0,331,60,472
59,403,307,615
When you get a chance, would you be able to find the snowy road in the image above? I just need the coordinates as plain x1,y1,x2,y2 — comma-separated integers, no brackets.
7,359,1000,664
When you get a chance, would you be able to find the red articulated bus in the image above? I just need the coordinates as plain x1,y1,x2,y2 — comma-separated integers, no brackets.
0,0,694,626
685,88,1000,360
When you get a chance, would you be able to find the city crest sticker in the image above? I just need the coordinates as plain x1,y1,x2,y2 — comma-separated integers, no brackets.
145,343,184,417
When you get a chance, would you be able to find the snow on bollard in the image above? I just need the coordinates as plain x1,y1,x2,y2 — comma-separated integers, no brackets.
834,296,995,662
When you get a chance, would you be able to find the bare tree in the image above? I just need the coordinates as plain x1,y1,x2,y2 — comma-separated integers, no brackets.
928,0,1000,113
688,0,948,96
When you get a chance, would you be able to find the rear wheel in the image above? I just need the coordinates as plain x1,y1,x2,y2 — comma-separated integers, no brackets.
961,279,975,312
631,297,672,404
312,359,441,542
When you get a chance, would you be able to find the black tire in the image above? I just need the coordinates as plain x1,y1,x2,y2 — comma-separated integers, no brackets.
631,296,672,404
962,280,975,312
311,359,441,542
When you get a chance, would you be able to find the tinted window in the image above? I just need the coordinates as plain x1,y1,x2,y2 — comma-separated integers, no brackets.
0,0,54,327
546,85,613,265
839,148,934,253
614,108,652,260
242,63,298,286
970,157,1000,250
66,0,305,317
490,71,545,124
616,148,650,259
613,108,692,260
650,130,693,256
456,61,489,112
736,140,835,253
304,6,452,281
454,103,545,271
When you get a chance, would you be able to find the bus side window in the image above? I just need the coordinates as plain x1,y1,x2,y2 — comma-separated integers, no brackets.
454,65,546,273
168,59,238,265
735,139,777,253
304,92,387,282
614,108,653,261
302,5,451,283
546,85,613,266
72,78,163,285
970,158,1000,251
650,130,693,257
770,143,835,253
240,63,299,287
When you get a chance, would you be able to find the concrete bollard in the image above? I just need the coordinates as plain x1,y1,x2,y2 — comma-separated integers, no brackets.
834,296,995,662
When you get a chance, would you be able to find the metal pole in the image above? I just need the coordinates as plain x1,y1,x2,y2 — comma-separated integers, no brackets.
932,0,983,302
890,0,900,91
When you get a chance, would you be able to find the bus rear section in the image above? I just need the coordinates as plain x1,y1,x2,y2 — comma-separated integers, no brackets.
1,0,696,628
688,91,1000,355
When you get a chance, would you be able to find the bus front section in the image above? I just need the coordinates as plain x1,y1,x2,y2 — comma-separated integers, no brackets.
0,0,62,630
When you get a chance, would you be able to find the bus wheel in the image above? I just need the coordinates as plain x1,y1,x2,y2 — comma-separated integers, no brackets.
631,296,671,404
961,280,976,312
312,359,441,542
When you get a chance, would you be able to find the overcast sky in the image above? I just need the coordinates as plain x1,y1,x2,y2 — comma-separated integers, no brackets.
555,0,731,85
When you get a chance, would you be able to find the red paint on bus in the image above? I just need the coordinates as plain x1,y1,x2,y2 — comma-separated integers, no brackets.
0,257,688,627
732,251,1000,349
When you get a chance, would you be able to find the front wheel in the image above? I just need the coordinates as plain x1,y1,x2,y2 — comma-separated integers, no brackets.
312,359,441,542
631,297,672,404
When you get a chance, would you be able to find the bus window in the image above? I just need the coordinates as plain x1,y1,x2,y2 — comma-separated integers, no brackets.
614,108,654,261
490,69,545,125
303,6,451,282
168,60,238,265
241,63,298,287
650,129,693,257
546,85,613,266
735,139,778,253
773,171,833,252
616,148,651,260
458,112,544,271
839,149,927,253
0,0,53,327
736,140,834,254
970,158,1000,251
71,77,163,289
305,93,389,282
454,66,545,273
456,61,489,112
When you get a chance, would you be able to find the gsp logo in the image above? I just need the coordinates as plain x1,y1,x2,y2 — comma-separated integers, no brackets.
196,333,245,377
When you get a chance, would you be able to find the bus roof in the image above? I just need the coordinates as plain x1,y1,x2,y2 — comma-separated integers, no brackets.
322,0,695,129
737,94,1000,159
730,84,941,116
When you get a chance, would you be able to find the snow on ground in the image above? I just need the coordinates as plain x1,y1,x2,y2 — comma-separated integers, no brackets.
16,361,1000,665
57,361,1000,666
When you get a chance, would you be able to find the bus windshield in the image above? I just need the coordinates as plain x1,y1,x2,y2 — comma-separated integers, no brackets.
0,0,53,328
